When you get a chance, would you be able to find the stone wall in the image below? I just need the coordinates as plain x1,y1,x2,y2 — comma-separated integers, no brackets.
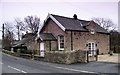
2,49,32,59
44,41,58,51
3,49,87,64
64,31,109,54
42,50,87,64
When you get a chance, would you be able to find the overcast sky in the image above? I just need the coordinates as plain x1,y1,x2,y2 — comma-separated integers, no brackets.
0,0,119,39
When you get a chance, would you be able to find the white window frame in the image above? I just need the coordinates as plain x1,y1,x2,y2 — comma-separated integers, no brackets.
87,42,96,56
58,35,64,50
90,29,95,34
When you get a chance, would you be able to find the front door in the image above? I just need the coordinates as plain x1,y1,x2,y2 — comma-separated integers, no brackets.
40,42,45,57
87,42,96,56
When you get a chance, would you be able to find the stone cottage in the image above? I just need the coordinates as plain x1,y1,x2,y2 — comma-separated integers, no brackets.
13,14,110,57
37,14,110,57
12,31,38,52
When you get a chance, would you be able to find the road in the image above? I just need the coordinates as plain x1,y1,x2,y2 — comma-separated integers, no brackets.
1,52,119,75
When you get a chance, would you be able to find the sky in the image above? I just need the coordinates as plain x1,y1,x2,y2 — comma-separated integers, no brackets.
0,0,119,39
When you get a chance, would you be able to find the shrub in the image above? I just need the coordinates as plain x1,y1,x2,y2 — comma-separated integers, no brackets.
12,45,32,54
3,46,11,51
111,46,120,53
20,49,32,54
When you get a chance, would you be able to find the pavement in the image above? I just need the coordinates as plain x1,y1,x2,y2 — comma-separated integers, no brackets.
98,53,119,64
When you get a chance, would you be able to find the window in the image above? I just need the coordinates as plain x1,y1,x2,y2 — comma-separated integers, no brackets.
90,29,95,34
87,42,96,56
58,35,64,50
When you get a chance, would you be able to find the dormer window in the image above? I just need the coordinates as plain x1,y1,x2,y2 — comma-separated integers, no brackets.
90,29,95,34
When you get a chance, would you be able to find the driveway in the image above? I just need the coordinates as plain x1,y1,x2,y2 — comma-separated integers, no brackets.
98,53,119,64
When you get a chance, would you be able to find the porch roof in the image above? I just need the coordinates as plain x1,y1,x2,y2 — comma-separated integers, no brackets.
39,33,57,41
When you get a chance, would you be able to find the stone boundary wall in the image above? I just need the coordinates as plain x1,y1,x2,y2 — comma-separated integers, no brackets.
35,50,87,64
2,49,87,64
2,49,20,57
2,49,32,59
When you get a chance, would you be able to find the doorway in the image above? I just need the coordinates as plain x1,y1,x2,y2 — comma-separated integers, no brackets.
87,42,98,62
87,42,96,56
40,42,45,57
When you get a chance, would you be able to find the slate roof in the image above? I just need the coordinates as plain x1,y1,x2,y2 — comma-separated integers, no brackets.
39,33,57,41
12,33,37,47
93,23,109,34
51,14,109,34
22,33,35,38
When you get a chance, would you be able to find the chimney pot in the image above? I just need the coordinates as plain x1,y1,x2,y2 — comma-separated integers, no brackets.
73,14,77,19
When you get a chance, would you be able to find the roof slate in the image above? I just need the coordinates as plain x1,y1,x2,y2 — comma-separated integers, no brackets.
51,14,109,34
39,33,56,41
52,14,89,31
12,33,37,47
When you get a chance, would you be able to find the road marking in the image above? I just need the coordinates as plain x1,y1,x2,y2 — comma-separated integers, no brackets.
55,67,96,73
8,66,27,73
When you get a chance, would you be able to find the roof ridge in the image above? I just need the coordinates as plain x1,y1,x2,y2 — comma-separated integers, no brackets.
51,14,87,21
51,14,91,23
51,14,74,19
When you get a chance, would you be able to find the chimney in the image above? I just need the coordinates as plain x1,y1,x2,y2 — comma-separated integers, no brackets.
26,31,28,34
73,14,77,19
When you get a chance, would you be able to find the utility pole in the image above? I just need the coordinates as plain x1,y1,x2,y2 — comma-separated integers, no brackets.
2,24,5,49
17,25,20,40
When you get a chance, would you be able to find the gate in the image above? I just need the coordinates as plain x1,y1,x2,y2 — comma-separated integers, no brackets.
87,49,99,62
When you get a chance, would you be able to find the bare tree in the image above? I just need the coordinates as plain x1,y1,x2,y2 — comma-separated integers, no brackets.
15,18,24,40
92,17,116,31
15,16,41,33
4,22,14,41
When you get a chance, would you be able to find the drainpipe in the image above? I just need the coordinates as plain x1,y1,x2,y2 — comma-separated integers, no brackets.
49,41,51,51
39,42,40,55
71,31,73,50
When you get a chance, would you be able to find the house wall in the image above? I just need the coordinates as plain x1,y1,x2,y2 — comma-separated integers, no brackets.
27,41,40,55
41,19,65,37
40,19,67,51
40,19,109,54
70,31,109,54
43,41,58,51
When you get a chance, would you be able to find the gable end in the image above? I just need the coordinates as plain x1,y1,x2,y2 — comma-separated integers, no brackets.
40,14,66,33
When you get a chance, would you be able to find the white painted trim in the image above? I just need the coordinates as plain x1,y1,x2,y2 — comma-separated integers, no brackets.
49,15,66,31
44,13,51,22
90,29,95,34
40,14,66,32
39,13,51,32
58,35,64,50
39,35,43,41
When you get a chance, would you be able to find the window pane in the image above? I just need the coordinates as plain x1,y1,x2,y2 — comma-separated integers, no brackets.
59,35,64,49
